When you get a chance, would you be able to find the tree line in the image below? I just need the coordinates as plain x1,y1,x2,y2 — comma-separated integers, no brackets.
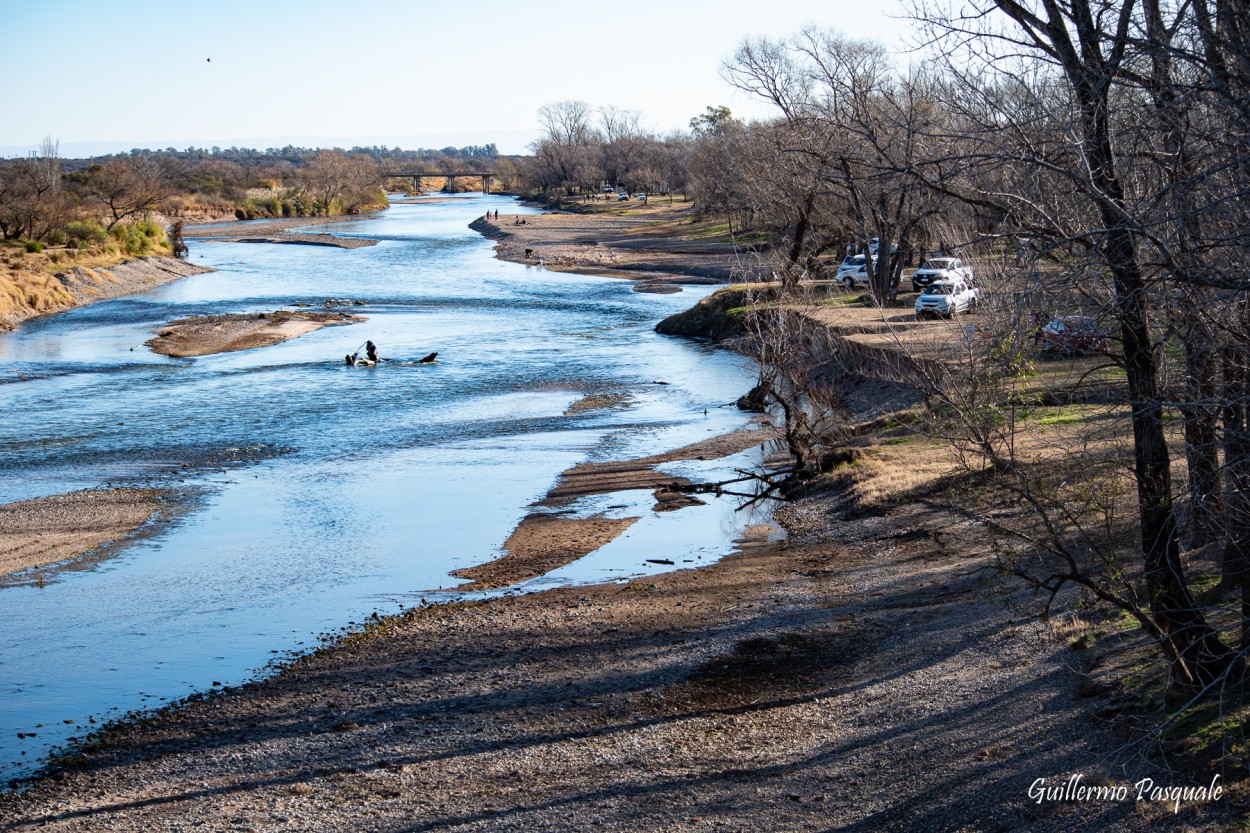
0,143,516,249
655,0,1250,698
519,0,1250,701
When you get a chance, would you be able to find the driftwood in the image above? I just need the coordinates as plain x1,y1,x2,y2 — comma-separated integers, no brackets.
655,467,797,509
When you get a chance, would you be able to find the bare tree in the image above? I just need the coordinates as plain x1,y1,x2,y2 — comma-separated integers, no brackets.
724,31,958,298
86,156,171,229
0,137,66,241
529,101,602,198
303,151,378,216
906,0,1245,685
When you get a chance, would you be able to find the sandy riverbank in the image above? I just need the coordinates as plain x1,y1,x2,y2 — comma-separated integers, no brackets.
181,216,379,249
470,201,760,289
145,310,364,357
0,489,170,581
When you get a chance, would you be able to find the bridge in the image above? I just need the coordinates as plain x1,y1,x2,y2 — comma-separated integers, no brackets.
380,171,497,193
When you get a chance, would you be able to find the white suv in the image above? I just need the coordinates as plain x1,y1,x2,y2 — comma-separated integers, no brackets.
911,257,973,293
914,279,979,318
837,254,870,286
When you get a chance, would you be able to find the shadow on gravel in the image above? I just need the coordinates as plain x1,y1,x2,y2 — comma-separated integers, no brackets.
3,505,1223,832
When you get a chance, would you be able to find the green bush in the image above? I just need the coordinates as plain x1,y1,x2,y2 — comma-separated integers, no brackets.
64,221,109,248
110,223,144,256
25,240,43,253
107,221,169,256
46,229,68,246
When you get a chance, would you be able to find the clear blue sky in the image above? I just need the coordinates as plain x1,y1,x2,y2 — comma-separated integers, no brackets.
2,0,909,157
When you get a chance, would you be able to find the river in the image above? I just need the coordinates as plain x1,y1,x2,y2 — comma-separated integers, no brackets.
0,194,766,784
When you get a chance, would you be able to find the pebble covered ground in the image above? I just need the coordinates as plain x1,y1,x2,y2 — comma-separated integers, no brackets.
1,488,1234,831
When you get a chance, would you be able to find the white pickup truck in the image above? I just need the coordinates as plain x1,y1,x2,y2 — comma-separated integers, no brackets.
914,278,980,318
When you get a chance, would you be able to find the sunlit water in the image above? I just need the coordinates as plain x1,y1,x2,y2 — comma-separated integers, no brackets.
0,194,768,784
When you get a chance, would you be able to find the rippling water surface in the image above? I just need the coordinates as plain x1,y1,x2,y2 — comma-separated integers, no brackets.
0,194,765,782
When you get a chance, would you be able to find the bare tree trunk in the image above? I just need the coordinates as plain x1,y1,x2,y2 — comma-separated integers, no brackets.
1222,336,1250,646
1054,0,1235,682
1182,319,1223,550
1141,0,1225,551
784,193,816,289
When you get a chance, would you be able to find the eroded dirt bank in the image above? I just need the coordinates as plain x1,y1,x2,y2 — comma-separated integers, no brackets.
1,257,214,332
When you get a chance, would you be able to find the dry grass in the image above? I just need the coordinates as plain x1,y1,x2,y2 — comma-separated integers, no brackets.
841,430,958,507
0,238,177,327
0,270,73,321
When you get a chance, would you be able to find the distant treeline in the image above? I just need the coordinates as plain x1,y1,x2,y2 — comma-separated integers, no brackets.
0,142,521,248
71,143,500,171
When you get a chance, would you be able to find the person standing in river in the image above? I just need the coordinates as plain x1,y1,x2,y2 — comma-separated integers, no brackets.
365,341,378,363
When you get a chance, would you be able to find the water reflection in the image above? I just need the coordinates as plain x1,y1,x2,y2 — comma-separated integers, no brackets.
0,194,762,783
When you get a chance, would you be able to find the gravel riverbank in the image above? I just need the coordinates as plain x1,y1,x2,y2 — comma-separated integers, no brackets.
3,485,1220,830
181,216,379,249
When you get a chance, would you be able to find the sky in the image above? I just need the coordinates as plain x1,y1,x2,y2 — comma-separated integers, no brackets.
1,0,910,158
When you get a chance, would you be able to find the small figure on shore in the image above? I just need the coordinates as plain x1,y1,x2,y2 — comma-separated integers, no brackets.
494,210,499,219
515,215,520,225
365,340,379,363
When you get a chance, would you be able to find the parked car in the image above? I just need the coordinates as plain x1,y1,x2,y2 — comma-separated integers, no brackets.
601,184,615,192
915,279,979,318
617,192,630,201
836,254,870,286
1039,315,1110,355
911,257,973,292
636,193,647,201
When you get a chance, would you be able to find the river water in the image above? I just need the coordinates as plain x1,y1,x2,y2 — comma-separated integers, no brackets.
0,194,766,784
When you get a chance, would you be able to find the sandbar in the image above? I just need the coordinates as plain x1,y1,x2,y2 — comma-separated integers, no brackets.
451,514,640,591
146,310,364,357
452,426,778,589
180,216,379,249
0,489,168,579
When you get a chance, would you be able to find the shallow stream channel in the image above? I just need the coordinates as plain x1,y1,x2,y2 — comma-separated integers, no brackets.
0,194,771,784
